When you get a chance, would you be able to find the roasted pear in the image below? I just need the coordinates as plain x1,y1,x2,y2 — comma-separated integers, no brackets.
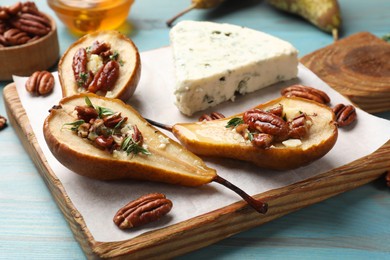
267,0,342,40
172,96,338,170
43,94,268,213
58,30,141,102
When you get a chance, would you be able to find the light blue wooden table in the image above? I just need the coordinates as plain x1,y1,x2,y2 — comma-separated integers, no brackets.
1,0,389,259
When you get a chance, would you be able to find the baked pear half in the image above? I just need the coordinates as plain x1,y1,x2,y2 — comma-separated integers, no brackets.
58,30,141,102
43,94,216,186
172,96,338,170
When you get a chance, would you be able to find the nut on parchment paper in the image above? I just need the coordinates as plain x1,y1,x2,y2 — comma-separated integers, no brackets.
25,71,55,96
0,115,7,130
113,193,173,229
332,103,357,127
198,111,226,122
281,84,331,104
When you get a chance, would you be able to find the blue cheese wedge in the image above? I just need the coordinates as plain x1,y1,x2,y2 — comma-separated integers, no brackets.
170,20,299,116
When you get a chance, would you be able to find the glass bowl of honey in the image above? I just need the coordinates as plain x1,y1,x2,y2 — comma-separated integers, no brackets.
47,0,134,34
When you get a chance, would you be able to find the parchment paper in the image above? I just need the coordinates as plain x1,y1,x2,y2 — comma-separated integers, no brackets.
13,47,390,242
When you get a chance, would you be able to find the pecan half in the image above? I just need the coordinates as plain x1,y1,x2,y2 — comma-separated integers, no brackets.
88,60,120,93
4,28,30,45
198,112,225,121
103,112,127,128
11,12,51,36
72,48,89,88
243,109,289,141
0,115,7,130
6,2,22,15
90,40,111,57
288,113,313,139
74,105,98,122
132,125,143,144
0,7,10,20
281,85,331,104
252,133,274,148
266,104,284,117
113,193,173,229
332,104,357,127
21,1,40,15
95,135,114,149
25,71,54,96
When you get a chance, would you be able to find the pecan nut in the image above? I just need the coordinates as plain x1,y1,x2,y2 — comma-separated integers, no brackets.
266,104,284,117
0,7,10,20
74,105,98,122
88,60,120,93
288,113,313,139
113,193,173,229
4,28,30,45
25,71,55,96
90,40,112,58
94,135,114,149
11,12,51,36
103,112,127,128
281,84,331,104
20,1,40,15
243,109,289,141
332,104,357,127
132,125,143,144
72,48,91,89
0,115,7,130
6,2,22,15
252,133,274,148
198,112,225,121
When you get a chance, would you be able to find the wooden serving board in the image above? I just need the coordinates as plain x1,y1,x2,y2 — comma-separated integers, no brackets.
301,32,390,113
4,81,390,259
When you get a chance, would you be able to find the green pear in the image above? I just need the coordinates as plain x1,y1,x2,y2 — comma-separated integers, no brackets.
267,0,342,39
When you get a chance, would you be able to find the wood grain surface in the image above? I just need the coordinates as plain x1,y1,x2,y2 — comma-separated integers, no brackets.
301,32,390,113
3,83,390,258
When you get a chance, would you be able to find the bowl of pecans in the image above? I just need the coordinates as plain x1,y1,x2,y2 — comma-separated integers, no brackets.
0,1,59,81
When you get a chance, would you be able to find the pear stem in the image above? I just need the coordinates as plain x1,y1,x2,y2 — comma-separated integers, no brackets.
145,118,173,132
213,175,268,214
166,4,196,27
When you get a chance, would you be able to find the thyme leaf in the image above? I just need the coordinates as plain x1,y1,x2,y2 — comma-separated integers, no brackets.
96,106,115,117
84,96,114,118
121,136,151,156
62,119,85,131
77,72,88,87
84,96,93,107
225,117,244,128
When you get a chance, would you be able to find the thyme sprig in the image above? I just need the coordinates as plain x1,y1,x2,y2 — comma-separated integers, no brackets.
84,96,114,118
121,136,151,156
62,119,85,131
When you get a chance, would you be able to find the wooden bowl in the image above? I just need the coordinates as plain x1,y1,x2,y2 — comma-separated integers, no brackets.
0,13,59,81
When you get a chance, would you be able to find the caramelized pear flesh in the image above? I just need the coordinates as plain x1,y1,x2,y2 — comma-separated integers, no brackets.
58,30,141,102
43,94,216,186
172,96,338,170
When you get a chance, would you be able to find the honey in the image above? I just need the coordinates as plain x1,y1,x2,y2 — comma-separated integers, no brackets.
47,0,134,34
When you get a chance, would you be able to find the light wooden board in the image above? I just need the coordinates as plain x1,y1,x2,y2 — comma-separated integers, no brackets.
4,82,390,259
300,32,390,113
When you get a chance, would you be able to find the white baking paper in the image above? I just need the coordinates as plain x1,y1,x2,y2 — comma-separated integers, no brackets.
13,47,390,242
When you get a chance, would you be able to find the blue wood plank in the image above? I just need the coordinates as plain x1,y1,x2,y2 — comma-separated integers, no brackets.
0,0,389,259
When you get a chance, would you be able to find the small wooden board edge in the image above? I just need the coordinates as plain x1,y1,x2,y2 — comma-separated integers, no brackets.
4,83,390,259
